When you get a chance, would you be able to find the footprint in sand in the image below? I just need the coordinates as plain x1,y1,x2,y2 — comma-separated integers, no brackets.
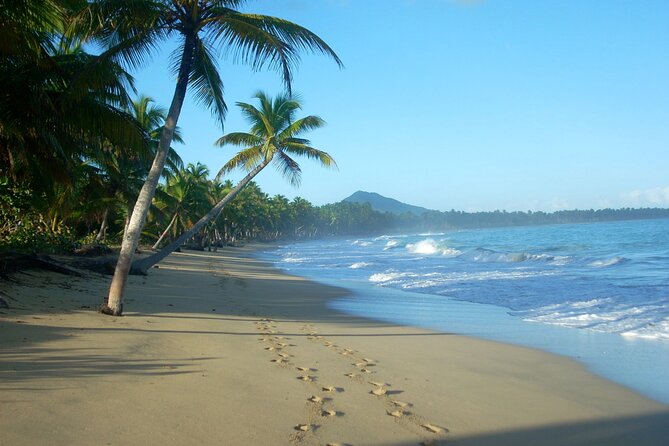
387,410,403,418
295,424,310,432
421,423,446,434
370,387,387,396
307,395,323,403
297,375,315,382
321,386,336,392
391,400,410,409
321,409,337,417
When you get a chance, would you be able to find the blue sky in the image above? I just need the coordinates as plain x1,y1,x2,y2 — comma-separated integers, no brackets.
131,0,669,212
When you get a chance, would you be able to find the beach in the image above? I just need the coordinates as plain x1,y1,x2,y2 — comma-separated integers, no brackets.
1,247,668,446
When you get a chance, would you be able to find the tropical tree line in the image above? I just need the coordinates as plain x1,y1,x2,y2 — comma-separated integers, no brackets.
1,0,343,315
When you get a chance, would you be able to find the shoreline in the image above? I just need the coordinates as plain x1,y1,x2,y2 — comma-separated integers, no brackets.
1,247,668,445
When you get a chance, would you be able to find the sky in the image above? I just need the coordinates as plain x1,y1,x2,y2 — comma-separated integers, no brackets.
131,0,669,212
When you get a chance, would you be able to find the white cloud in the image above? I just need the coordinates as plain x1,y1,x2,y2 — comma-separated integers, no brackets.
621,186,669,207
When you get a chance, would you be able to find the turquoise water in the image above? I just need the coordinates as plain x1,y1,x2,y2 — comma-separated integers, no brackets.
260,219,669,403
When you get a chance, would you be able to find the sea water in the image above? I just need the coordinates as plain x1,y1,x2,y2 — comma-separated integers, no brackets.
259,219,669,404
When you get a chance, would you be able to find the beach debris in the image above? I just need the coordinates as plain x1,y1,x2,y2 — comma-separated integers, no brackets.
321,386,335,392
387,410,403,418
391,400,409,408
322,409,337,417
295,424,310,432
370,387,387,396
307,395,323,403
421,423,444,434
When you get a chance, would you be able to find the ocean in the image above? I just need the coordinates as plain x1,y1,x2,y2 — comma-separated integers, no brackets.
259,219,669,404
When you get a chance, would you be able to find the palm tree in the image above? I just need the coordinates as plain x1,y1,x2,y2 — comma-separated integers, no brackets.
1,3,146,234
131,91,336,274
71,0,342,315
151,162,210,249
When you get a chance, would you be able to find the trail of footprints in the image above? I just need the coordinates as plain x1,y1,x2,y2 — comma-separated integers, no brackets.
254,319,448,445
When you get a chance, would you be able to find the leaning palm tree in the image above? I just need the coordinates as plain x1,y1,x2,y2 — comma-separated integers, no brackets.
70,1,342,315
131,91,335,274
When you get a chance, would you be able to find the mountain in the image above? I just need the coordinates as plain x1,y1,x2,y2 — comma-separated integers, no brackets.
342,191,431,215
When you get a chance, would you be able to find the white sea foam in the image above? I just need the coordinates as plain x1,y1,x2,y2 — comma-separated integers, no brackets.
589,256,628,267
369,271,413,284
459,248,565,264
519,297,669,340
384,240,401,249
352,240,372,247
282,255,308,263
406,239,439,255
405,239,462,257
350,262,371,269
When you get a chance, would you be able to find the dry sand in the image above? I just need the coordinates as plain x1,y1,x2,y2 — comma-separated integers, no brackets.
1,246,668,446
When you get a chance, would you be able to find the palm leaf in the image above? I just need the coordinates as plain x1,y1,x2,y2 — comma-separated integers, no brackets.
186,36,227,125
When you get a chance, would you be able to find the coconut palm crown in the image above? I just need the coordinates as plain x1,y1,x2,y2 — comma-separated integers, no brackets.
216,91,336,186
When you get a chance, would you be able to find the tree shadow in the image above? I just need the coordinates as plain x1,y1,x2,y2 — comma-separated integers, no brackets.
445,412,669,446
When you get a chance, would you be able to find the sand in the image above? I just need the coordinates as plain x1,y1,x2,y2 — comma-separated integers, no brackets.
1,246,668,446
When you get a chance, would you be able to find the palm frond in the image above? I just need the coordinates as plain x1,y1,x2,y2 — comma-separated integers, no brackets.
215,132,263,147
216,145,265,180
236,101,273,136
272,151,301,187
68,0,170,71
188,37,227,125
206,10,342,91
277,115,325,140
281,141,337,169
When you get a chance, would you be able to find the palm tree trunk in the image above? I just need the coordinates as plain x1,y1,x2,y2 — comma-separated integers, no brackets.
94,208,109,243
152,213,178,250
102,37,195,316
131,157,272,275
